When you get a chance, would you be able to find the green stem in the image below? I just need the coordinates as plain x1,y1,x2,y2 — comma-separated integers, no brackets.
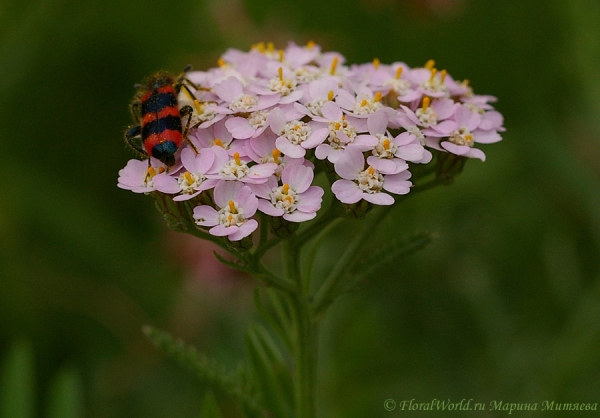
283,240,317,418
253,261,296,293
412,177,446,194
295,200,341,248
311,178,446,317
253,236,282,261
303,217,344,292
311,205,393,318
259,212,269,246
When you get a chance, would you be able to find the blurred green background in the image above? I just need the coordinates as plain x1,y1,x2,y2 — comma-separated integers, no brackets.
1,0,599,416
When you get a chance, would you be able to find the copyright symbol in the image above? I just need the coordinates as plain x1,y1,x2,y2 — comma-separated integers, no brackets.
384,399,396,411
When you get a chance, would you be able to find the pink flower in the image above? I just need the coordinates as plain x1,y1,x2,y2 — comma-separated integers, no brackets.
312,101,373,163
120,43,505,220
250,63,304,104
426,104,502,161
478,110,505,132
269,107,329,158
336,84,384,117
225,110,273,140
220,48,269,79
365,62,416,99
283,41,322,68
295,78,340,117
365,110,431,174
190,120,246,156
193,180,259,241
118,158,171,193
410,67,450,99
245,130,305,175
399,97,457,131
253,162,324,222
331,148,412,206
213,77,280,115
153,147,219,201
207,146,277,184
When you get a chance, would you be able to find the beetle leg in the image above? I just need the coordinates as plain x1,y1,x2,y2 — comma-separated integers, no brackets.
179,105,199,153
129,102,141,123
175,65,201,93
124,125,147,157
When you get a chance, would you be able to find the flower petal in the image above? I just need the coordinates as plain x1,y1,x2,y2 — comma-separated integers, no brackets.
331,180,362,204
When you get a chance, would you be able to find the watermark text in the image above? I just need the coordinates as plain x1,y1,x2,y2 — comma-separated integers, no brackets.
383,398,598,414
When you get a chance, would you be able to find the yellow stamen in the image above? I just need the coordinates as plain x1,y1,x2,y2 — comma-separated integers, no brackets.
157,167,165,174
228,200,236,213
279,49,284,62
373,58,380,69
361,99,368,107
440,69,447,83
395,66,403,79
213,138,223,147
422,96,431,111
282,183,290,194
465,134,473,142
185,172,194,184
267,42,275,53
147,166,156,178
429,68,437,82
233,152,241,165
374,91,382,102
193,99,202,113
252,42,266,52
425,59,435,70
463,79,470,86
307,40,315,49
334,122,341,131
285,195,293,203
327,90,334,101
217,58,226,67
341,114,346,120
272,149,281,164
294,124,300,131
383,139,391,150
228,214,234,223
367,166,375,175
278,67,283,81
330,57,338,75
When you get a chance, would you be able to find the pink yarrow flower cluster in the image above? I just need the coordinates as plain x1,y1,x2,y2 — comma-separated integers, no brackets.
118,42,504,241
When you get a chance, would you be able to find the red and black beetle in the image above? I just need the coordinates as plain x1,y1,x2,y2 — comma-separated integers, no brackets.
125,66,196,167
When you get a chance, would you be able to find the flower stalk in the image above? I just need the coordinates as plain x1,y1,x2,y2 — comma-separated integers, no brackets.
284,240,318,418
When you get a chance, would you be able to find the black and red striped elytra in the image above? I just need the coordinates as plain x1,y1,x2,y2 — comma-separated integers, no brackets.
125,68,196,167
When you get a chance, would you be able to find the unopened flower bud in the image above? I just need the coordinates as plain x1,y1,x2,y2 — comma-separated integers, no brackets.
270,216,300,238
436,151,467,185
153,192,195,232
226,235,254,251
341,200,373,219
